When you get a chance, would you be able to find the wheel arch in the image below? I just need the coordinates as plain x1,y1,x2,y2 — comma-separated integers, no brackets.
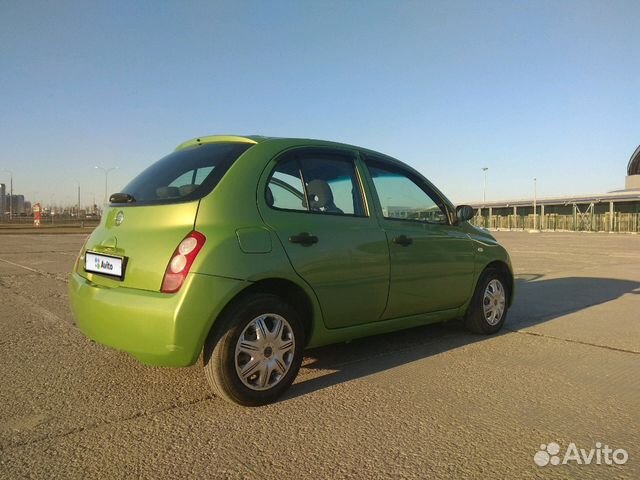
205,277,317,351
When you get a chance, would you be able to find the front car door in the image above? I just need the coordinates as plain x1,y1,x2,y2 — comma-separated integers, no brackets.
259,147,390,329
362,156,475,319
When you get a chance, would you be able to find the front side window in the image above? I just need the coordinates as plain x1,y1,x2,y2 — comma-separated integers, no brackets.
367,160,449,224
119,142,253,205
266,151,365,216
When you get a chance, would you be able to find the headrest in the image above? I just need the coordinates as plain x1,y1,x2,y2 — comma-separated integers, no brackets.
179,184,198,196
156,186,180,198
307,179,334,210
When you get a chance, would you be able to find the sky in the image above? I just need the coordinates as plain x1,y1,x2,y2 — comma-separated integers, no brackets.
1,0,639,207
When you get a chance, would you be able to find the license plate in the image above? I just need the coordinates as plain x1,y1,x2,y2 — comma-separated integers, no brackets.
85,251,125,279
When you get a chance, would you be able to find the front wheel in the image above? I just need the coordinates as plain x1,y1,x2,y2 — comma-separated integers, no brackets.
465,268,509,334
203,293,304,406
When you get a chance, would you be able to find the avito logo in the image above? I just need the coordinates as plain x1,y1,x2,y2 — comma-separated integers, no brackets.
93,257,114,271
534,442,629,467
100,260,114,271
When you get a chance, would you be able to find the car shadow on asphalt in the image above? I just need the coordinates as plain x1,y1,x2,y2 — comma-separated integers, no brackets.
285,275,640,402
508,275,640,329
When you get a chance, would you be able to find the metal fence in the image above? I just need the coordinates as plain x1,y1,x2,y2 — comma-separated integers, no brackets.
471,213,640,233
3,212,639,233
0,215,100,228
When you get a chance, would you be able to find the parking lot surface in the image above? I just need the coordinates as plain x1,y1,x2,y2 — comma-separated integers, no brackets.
1,232,638,479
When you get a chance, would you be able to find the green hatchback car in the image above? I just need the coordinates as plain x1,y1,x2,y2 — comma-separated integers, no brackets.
69,135,514,406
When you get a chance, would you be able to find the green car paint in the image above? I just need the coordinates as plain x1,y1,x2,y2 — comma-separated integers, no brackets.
69,135,513,367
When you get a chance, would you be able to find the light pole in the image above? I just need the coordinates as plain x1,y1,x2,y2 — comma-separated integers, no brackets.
95,166,117,206
50,193,55,224
482,167,488,205
75,181,81,218
533,177,538,231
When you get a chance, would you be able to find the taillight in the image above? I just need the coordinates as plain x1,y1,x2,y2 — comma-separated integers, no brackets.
161,231,206,293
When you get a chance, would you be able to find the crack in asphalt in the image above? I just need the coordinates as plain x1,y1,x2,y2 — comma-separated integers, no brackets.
506,327,640,355
0,251,76,256
0,395,265,479
0,257,45,275
0,286,70,329
0,257,69,282
0,395,214,452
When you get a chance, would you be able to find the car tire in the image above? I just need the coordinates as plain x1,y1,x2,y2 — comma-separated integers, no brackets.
203,293,305,406
464,267,509,334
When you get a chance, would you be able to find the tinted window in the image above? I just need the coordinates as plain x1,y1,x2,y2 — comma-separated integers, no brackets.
367,160,449,224
266,151,365,216
119,143,252,205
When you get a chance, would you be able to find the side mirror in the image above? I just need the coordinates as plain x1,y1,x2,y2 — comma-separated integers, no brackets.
456,205,475,223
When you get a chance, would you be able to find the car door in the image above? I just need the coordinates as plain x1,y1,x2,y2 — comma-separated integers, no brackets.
363,157,475,319
259,148,390,329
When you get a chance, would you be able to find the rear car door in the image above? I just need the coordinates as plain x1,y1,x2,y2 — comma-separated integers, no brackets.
363,157,475,319
259,148,390,329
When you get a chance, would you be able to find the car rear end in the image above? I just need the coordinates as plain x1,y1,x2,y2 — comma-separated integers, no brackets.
69,140,255,366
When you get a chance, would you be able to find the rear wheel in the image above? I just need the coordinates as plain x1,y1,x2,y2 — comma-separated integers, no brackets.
465,267,509,334
203,293,304,406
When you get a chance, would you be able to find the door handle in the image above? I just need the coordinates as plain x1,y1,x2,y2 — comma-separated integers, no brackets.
393,234,413,246
288,232,319,246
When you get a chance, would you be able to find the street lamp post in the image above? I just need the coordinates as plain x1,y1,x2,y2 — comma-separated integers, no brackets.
75,181,81,218
533,177,538,231
50,193,55,224
94,166,117,206
482,167,488,205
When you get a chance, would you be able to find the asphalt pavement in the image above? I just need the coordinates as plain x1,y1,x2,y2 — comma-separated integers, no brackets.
0,232,638,479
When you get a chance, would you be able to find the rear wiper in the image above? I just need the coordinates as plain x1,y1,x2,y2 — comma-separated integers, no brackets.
109,192,136,203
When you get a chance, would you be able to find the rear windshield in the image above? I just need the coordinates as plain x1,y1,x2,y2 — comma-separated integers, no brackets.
116,142,253,206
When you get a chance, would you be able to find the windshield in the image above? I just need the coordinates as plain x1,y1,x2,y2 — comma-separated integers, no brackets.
117,142,253,206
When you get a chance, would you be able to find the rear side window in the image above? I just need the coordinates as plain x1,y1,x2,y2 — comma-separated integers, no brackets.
118,143,253,206
266,151,366,216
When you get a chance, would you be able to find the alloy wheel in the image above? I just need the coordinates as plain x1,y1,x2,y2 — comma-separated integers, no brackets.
483,279,506,326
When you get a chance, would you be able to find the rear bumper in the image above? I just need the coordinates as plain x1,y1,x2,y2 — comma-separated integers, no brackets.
68,271,248,367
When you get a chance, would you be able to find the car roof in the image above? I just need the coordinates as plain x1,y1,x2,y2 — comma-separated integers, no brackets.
175,134,455,210
175,134,395,161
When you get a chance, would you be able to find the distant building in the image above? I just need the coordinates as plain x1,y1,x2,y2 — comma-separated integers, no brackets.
2,194,26,216
384,206,412,218
0,183,5,218
384,205,448,223
471,145,640,233
10,195,25,215
627,145,640,189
